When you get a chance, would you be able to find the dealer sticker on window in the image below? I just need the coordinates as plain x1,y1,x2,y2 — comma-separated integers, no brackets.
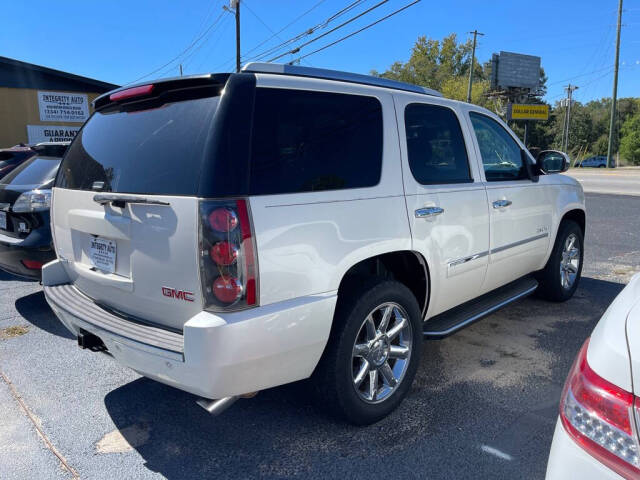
0,211,6,230
89,237,116,274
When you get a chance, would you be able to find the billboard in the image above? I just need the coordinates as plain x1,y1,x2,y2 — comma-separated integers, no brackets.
491,52,541,90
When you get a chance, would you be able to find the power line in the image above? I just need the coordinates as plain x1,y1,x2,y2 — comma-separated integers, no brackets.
289,0,421,64
240,0,313,67
191,0,224,46
189,14,234,73
240,0,326,60
269,0,391,62
247,0,368,63
547,64,616,87
211,0,340,71
127,9,226,85
242,0,279,36
182,12,233,72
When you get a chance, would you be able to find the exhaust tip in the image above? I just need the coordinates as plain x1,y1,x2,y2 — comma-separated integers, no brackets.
196,396,238,415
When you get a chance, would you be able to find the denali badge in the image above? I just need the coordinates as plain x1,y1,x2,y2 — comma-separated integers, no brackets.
162,287,194,302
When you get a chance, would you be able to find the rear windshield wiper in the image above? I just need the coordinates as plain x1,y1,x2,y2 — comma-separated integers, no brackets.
93,194,170,208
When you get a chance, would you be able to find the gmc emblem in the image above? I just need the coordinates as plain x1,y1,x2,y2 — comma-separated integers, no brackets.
162,287,195,302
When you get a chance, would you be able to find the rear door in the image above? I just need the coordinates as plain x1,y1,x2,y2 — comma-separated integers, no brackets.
397,98,489,317
52,93,220,331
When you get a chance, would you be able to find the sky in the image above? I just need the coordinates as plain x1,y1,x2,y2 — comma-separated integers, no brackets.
2,0,639,104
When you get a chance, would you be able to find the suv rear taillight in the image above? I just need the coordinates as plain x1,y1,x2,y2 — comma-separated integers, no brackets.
199,199,258,311
560,338,640,478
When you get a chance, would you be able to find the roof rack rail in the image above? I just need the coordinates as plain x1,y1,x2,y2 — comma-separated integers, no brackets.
242,62,442,97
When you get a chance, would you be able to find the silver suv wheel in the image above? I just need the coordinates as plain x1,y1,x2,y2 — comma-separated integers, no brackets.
351,302,413,404
560,233,580,289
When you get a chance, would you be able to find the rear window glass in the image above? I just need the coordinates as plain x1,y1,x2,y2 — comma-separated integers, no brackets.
250,88,383,195
1,156,61,186
56,96,219,195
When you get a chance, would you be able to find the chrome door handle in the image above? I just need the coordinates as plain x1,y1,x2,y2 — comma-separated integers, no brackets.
415,207,444,218
492,199,512,209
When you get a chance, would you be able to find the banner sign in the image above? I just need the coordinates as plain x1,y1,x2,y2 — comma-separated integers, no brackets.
509,103,549,121
27,125,79,144
37,91,89,122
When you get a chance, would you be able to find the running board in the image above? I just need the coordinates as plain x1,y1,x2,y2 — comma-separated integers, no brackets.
423,276,538,339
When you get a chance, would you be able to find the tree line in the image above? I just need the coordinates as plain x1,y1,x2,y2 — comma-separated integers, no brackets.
372,34,640,165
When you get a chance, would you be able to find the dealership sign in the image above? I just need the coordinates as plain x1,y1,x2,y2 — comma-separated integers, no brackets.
37,91,89,122
508,104,549,121
27,125,79,144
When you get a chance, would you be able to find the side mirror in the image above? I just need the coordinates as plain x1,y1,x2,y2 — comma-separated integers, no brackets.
536,150,570,174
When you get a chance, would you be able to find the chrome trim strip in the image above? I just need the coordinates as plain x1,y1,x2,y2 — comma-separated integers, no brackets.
423,284,538,337
446,233,549,268
448,251,489,267
491,232,549,255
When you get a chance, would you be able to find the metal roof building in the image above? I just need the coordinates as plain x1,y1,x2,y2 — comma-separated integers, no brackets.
0,56,118,146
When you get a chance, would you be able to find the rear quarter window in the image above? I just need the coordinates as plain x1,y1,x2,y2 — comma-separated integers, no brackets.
249,88,383,195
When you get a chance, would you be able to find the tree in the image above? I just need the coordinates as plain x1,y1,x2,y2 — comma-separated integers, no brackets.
620,112,640,165
371,34,486,102
440,76,490,106
372,33,638,159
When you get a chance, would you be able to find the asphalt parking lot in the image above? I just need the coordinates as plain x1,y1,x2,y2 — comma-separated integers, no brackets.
1,192,639,480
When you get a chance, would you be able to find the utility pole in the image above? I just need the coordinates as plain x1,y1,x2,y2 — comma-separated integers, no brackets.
466,30,484,103
607,0,623,168
562,84,579,152
179,64,183,76
234,0,241,73
223,1,241,71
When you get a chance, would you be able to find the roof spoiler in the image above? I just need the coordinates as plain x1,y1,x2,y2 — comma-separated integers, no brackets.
93,73,232,111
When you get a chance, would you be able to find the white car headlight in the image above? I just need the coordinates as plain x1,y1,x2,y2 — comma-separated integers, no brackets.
12,189,52,213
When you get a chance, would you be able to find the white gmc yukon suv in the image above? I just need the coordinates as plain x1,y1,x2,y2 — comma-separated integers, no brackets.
43,63,585,425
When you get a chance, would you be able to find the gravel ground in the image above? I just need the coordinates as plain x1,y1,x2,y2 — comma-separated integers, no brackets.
0,192,638,480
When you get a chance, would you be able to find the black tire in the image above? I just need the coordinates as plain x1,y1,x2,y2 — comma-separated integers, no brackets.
536,220,584,302
599,164,606,168
311,279,422,425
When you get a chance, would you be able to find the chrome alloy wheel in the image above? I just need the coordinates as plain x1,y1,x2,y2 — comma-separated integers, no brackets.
560,233,580,289
351,302,413,404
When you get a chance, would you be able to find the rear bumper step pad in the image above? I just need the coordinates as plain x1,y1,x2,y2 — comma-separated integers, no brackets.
44,283,184,353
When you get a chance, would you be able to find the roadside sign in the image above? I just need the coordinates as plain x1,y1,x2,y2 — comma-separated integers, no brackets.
508,103,549,121
27,125,80,143
37,91,89,123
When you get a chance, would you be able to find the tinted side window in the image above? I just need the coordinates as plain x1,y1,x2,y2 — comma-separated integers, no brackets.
250,88,383,195
404,103,471,184
469,112,526,181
